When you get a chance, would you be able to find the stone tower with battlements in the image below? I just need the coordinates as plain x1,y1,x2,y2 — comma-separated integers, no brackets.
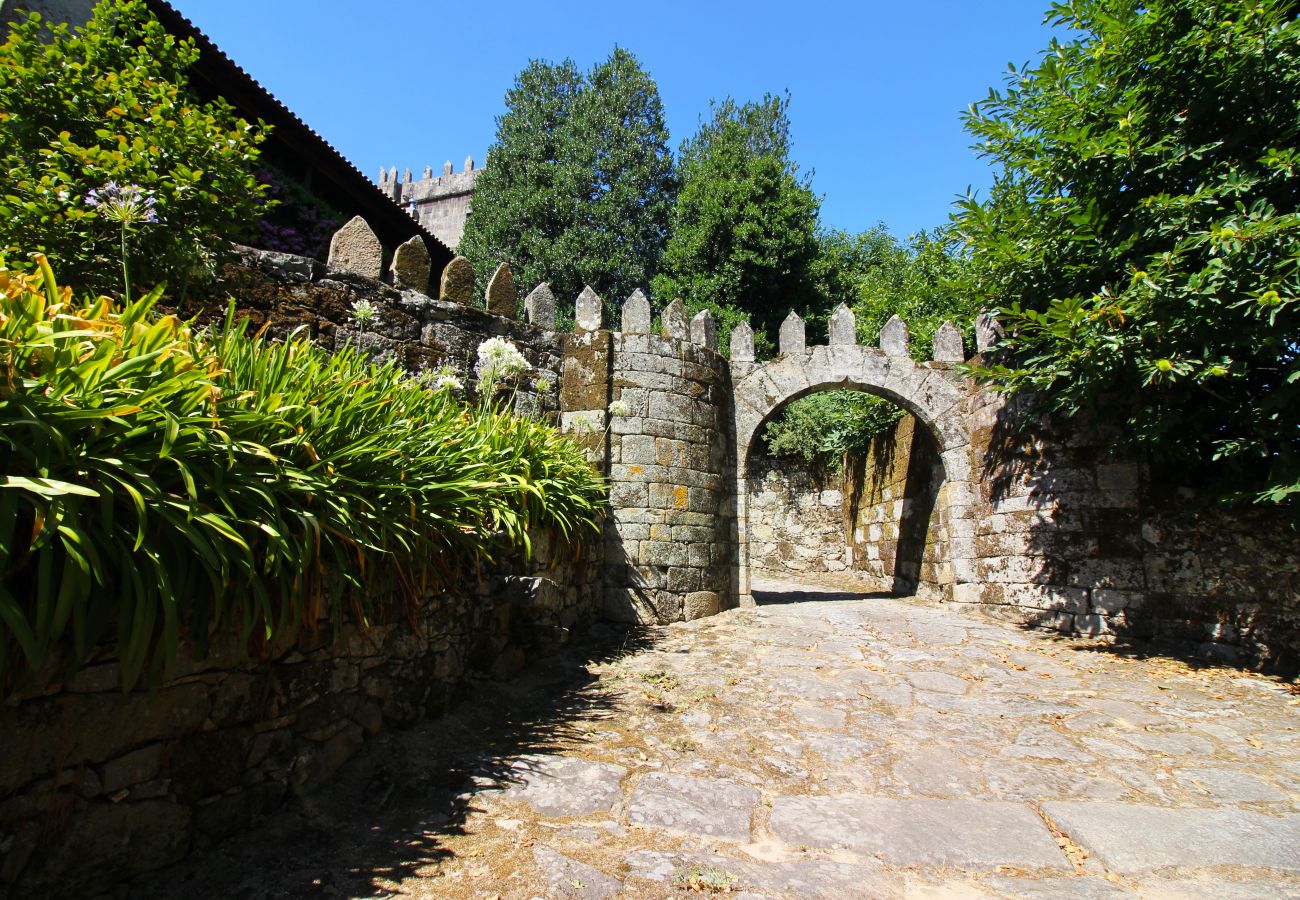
380,156,481,251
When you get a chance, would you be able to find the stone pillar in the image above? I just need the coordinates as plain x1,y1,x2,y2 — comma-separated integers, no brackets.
600,319,734,625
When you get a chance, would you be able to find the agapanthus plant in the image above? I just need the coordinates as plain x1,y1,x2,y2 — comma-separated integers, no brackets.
86,182,157,301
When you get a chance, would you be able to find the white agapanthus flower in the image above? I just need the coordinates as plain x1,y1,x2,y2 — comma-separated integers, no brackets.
432,366,463,394
349,298,379,332
607,399,630,417
475,337,529,390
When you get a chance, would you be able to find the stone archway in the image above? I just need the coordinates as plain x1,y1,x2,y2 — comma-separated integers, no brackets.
729,311,978,604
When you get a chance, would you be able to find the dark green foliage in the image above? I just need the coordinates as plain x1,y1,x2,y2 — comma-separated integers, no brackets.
0,258,605,697
956,0,1300,509
459,48,675,311
814,226,973,353
653,94,821,351
763,391,904,467
0,0,268,295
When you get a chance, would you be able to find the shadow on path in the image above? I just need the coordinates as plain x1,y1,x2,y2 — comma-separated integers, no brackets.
752,585,895,606
129,622,659,900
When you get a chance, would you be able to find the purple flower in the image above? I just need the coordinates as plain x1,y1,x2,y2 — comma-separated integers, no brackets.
86,182,158,226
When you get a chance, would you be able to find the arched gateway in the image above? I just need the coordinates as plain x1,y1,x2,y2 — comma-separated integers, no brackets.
728,307,979,604
557,288,998,625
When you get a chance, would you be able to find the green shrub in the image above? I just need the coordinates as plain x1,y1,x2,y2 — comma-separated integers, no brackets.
0,256,604,696
0,0,268,296
956,0,1300,510
762,390,904,468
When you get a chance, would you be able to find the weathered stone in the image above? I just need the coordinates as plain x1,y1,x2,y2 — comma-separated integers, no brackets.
976,311,1004,352
628,773,759,841
770,796,1069,870
731,320,755,362
504,756,626,817
661,299,688,340
932,321,964,362
525,282,557,330
683,591,721,620
438,256,475,305
100,743,164,794
327,216,383,279
829,303,856,346
575,286,603,332
879,314,909,356
1173,768,1288,802
689,309,717,350
1044,802,1300,874
485,262,517,318
779,311,805,356
621,289,651,334
388,235,430,294
532,846,622,899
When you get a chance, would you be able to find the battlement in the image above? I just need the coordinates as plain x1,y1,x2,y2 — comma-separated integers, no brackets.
378,156,483,250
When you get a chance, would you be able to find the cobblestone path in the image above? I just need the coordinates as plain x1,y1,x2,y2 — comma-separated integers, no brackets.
141,576,1300,899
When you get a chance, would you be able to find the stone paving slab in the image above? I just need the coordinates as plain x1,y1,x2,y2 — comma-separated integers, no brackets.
770,795,1072,870
129,574,1300,899
1044,801,1300,874
626,772,759,841
502,755,627,818
532,845,622,899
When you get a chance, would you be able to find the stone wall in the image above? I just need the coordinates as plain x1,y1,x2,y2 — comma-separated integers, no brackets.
745,453,848,578
0,539,601,898
0,239,611,898
960,390,1300,669
184,246,560,420
602,323,735,624
844,415,947,595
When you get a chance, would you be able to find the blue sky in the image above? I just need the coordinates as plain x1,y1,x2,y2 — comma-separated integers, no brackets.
174,1,1057,238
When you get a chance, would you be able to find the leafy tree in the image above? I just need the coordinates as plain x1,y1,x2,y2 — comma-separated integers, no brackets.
460,48,675,310
955,0,1300,509
0,0,268,295
653,93,821,351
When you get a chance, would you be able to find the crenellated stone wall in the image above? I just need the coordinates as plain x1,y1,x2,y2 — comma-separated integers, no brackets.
380,158,482,251
9,213,1296,897
554,292,735,625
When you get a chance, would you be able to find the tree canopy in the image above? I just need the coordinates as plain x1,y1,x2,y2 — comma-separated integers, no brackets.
459,48,675,311
0,0,267,295
956,0,1300,509
653,94,821,352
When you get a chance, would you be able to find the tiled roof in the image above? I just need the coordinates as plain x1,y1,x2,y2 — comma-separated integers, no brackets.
146,0,454,268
